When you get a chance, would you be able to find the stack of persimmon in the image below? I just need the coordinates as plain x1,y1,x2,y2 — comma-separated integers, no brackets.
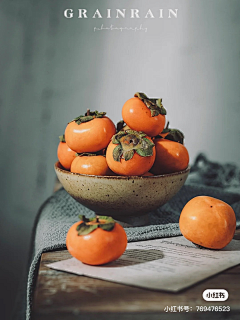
57,92,190,176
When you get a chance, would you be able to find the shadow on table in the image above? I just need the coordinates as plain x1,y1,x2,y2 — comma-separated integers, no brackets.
105,249,164,268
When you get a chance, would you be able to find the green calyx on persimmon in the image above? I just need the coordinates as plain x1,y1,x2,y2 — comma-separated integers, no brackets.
159,121,185,144
59,134,66,142
134,92,166,117
72,109,106,125
77,215,115,235
111,130,155,162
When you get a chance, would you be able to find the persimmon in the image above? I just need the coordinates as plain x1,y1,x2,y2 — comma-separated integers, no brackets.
122,92,166,137
179,196,236,249
65,110,116,153
71,154,114,176
106,130,156,176
150,138,189,175
57,135,76,170
66,215,128,265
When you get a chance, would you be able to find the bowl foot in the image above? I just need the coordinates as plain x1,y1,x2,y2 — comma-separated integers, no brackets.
113,214,150,227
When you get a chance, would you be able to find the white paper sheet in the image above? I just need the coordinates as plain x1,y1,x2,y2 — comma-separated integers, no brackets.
47,236,240,292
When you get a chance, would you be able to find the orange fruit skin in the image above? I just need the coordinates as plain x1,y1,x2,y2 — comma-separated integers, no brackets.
159,132,169,138
71,155,113,176
179,196,236,249
122,97,165,137
142,171,154,176
65,117,116,153
106,138,156,176
57,142,76,170
150,138,189,175
66,221,128,265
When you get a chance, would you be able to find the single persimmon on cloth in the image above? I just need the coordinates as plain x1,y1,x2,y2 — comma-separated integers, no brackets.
12,154,240,320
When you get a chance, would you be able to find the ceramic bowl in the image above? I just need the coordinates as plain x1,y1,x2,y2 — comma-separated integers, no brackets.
54,161,190,224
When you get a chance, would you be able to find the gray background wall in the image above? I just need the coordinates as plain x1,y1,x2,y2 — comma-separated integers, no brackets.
0,0,240,319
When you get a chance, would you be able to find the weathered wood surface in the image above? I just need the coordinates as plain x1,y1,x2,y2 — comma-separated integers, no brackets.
32,230,240,320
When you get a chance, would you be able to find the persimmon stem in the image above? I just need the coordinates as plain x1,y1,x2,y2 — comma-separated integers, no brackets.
86,109,90,116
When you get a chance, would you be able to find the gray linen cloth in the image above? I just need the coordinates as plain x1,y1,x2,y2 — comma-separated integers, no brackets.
12,154,240,320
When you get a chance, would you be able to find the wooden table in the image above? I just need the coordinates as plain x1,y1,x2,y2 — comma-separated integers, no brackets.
32,230,240,320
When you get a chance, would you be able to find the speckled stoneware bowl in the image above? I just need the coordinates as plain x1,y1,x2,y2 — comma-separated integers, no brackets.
54,161,190,225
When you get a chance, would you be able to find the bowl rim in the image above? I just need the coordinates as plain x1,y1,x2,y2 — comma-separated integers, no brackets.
55,161,190,180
